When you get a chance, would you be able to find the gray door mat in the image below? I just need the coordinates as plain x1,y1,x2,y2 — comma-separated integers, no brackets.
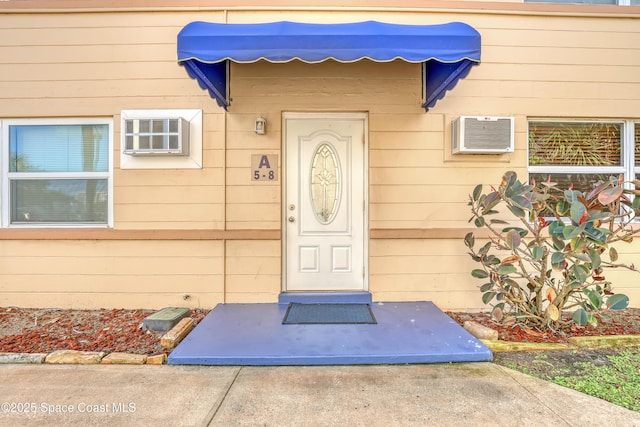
282,303,377,324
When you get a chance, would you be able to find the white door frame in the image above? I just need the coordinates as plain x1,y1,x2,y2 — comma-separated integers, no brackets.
282,112,369,292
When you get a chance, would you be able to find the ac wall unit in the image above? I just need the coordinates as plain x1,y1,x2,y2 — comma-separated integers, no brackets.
452,116,514,154
123,117,190,156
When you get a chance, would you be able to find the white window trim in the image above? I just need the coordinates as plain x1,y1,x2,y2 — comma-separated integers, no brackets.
1,118,114,228
527,118,635,185
528,119,640,224
120,109,202,170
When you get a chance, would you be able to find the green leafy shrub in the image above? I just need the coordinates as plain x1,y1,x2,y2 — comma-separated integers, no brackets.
465,171,640,329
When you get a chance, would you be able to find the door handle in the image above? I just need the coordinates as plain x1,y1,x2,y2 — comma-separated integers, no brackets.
288,216,296,223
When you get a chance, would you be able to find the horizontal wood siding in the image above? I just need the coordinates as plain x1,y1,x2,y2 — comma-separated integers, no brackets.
371,239,640,312
454,14,640,117
224,241,281,303
0,240,224,309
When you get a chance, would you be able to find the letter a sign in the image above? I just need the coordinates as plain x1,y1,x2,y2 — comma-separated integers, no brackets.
251,154,278,181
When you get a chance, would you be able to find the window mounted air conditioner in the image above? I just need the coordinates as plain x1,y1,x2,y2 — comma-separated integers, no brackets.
452,116,514,154
123,117,190,156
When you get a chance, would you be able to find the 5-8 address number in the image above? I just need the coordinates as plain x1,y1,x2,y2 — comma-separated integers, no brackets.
254,170,276,180
251,154,278,181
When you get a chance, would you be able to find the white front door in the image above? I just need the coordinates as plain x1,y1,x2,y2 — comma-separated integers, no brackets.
283,113,367,292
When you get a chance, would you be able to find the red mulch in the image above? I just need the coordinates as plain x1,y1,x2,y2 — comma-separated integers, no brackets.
447,308,640,343
0,308,208,355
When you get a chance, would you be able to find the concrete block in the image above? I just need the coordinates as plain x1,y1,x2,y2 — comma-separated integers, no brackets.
143,307,191,332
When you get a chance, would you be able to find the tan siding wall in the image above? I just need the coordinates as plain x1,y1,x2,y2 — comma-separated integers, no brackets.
453,14,640,117
225,110,281,230
0,240,224,309
371,238,640,312
370,239,479,310
0,7,639,310
225,240,281,303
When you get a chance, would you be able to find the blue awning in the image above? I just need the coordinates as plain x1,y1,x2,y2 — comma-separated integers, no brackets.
177,21,481,111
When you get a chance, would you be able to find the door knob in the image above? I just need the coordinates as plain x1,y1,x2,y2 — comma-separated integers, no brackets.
288,216,295,223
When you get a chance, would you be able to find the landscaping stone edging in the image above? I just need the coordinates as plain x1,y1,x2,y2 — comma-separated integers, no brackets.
568,334,640,348
101,352,147,365
0,352,48,364
482,334,640,353
45,350,106,364
481,340,571,352
0,350,162,365
0,317,192,365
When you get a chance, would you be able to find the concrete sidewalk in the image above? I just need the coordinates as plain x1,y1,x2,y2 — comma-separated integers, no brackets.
1,363,638,426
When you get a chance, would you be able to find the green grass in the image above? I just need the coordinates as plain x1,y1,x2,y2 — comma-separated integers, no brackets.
549,348,640,412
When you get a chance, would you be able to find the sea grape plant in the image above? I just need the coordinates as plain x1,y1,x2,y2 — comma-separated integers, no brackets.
465,171,640,329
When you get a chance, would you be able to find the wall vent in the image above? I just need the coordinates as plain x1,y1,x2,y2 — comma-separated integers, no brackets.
452,116,514,154
123,117,189,156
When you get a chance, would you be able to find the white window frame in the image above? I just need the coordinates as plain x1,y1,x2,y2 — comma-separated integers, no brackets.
120,109,202,170
528,119,639,211
528,119,628,178
1,118,114,228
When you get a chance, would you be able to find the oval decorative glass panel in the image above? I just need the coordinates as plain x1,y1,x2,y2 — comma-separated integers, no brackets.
310,143,341,224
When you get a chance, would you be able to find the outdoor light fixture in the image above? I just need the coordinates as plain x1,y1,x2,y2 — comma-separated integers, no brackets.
255,116,266,135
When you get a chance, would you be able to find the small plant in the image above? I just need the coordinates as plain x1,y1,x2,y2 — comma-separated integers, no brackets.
465,171,640,329
551,348,640,412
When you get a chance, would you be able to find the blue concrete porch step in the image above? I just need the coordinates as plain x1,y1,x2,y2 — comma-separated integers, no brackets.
278,292,372,305
168,301,493,366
